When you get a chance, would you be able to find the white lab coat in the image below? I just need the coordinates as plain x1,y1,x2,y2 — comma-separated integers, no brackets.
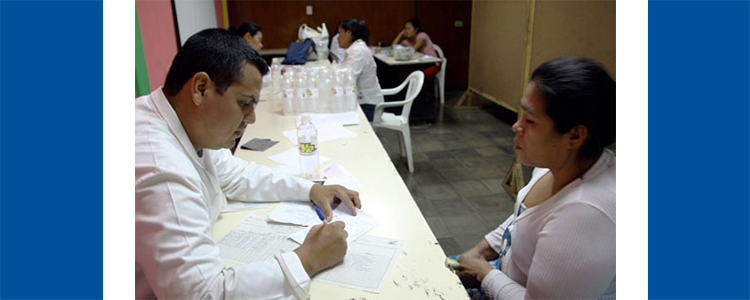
342,39,384,106
135,88,314,299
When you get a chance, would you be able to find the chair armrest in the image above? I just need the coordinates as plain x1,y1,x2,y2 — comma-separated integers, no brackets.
381,78,410,96
381,87,401,96
373,100,410,124
375,100,410,109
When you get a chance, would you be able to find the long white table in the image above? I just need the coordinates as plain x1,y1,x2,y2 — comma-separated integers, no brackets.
211,90,468,299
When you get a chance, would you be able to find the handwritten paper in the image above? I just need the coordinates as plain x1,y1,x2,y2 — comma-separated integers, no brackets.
314,235,403,293
267,202,323,226
217,214,302,265
288,204,380,245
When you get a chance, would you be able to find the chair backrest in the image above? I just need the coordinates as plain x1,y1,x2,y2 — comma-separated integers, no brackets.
399,71,425,120
433,44,446,76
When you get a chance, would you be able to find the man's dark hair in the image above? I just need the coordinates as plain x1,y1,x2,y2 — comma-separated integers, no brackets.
406,18,421,33
530,56,615,161
228,22,262,38
340,19,369,44
163,28,269,96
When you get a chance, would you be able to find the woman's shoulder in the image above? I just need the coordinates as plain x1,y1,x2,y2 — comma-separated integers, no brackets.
417,32,432,41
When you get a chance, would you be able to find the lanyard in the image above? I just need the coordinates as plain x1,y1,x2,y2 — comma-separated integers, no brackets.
497,201,527,270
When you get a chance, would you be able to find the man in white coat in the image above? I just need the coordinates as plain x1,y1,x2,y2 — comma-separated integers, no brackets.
135,29,361,299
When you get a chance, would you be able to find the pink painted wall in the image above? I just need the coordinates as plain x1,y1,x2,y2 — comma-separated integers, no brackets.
136,0,179,90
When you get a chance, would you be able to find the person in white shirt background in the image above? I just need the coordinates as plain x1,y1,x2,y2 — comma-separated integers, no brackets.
337,18,384,122
135,29,361,300
453,57,616,300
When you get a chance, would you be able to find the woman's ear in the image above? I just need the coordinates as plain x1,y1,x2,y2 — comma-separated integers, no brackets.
191,72,211,106
566,125,589,150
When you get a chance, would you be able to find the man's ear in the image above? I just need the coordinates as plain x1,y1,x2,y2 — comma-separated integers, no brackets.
190,72,211,106
566,125,589,151
243,32,252,44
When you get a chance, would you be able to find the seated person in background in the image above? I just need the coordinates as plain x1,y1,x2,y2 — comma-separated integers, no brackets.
391,18,439,80
338,19,384,122
136,29,361,299
454,57,616,300
229,21,263,51
329,31,346,62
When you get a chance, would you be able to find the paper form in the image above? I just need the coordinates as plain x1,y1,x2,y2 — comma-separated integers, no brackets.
217,214,302,265
314,235,403,293
267,202,324,226
288,204,380,245
222,201,269,213
282,123,357,145
267,147,331,175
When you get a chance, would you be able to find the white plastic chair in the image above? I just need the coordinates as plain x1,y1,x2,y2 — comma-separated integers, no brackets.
373,71,425,173
433,44,447,117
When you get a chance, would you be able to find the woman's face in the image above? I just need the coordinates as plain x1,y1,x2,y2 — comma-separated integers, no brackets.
404,22,417,38
244,31,263,51
511,82,568,168
338,27,353,48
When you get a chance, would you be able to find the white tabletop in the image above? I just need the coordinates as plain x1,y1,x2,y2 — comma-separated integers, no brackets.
374,51,443,66
211,87,468,299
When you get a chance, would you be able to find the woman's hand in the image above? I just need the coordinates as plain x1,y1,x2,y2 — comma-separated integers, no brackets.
456,254,495,287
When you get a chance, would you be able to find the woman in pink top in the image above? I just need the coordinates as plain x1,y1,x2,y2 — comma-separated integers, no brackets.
391,18,440,79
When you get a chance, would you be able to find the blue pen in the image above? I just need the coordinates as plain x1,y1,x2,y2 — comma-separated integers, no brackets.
314,206,328,224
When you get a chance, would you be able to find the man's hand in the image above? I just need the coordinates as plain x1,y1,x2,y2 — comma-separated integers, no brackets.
293,221,348,276
455,254,494,287
309,184,360,221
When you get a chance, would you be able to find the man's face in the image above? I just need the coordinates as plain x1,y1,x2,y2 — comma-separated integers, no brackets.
200,63,262,149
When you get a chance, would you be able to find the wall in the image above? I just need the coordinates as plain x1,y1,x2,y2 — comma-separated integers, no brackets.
530,0,616,79
136,0,179,91
468,0,616,111
226,0,472,89
174,0,219,46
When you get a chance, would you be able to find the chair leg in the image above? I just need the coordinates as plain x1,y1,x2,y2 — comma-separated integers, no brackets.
439,77,445,108
397,131,406,158
402,127,414,173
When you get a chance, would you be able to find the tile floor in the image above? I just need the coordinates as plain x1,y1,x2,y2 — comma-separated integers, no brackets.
375,90,533,256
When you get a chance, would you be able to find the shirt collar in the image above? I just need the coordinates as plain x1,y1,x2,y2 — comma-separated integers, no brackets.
149,87,202,162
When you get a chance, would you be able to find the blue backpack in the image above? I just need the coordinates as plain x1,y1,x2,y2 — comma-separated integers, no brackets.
283,38,316,65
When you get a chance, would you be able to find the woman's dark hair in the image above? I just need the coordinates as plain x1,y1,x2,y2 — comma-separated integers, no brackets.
406,18,421,33
530,56,615,161
340,19,369,44
228,22,262,38
163,29,269,96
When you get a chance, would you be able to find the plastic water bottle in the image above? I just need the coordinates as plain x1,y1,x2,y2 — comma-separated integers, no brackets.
271,64,282,94
344,68,358,112
282,68,296,115
297,114,319,179
332,68,346,113
306,68,319,113
295,70,308,114
318,68,332,113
